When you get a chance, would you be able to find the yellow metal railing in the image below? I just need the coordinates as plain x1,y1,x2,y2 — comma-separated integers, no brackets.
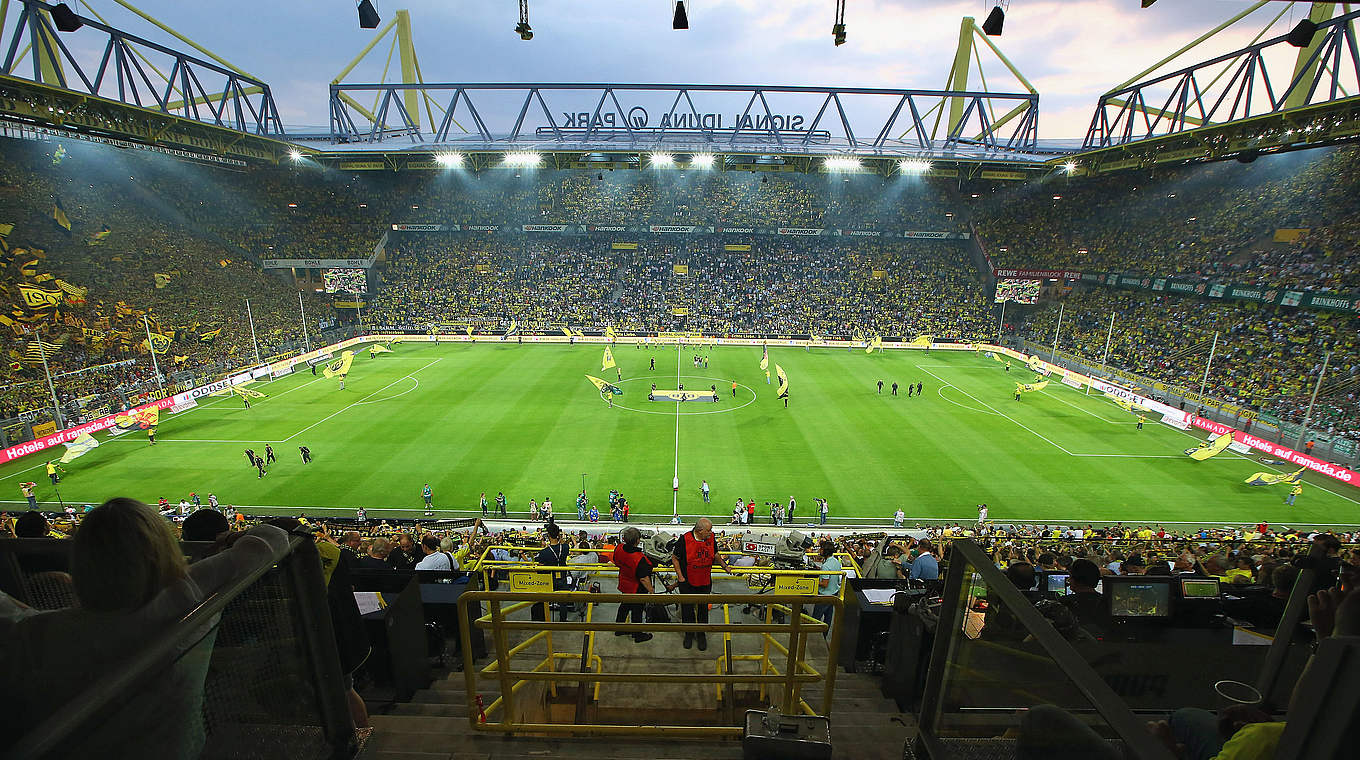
456,588,844,737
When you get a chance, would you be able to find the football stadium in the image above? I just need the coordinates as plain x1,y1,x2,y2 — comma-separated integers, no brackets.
2,1,1360,759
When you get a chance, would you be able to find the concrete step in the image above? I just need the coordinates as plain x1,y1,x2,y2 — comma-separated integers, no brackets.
363,729,745,759
388,702,472,718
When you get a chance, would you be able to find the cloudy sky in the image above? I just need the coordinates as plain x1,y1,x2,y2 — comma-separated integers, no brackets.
24,0,1327,138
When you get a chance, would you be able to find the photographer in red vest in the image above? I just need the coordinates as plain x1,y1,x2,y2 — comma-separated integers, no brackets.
671,517,731,651
611,526,655,643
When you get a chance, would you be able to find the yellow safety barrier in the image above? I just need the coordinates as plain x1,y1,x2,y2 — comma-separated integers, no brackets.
456,589,844,737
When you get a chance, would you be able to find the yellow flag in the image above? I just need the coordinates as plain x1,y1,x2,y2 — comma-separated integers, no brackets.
775,364,788,398
1015,380,1049,393
323,350,355,379
909,334,933,348
602,345,616,370
759,345,768,371
1186,432,1233,461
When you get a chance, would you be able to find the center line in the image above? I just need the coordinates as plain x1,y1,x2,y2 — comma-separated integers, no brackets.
673,338,681,519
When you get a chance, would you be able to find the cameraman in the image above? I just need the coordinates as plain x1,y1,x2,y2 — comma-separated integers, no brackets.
611,527,655,643
672,517,731,651
812,540,842,636
532,522,569,622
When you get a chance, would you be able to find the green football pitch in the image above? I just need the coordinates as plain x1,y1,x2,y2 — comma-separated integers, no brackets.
4,341,1357,528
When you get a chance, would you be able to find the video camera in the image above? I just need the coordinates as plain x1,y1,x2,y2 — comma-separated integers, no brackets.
640,530,677,564
739,530,814,569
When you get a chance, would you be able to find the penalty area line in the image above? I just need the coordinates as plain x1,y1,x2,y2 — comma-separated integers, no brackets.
917,366,1076,456
283,358,442,443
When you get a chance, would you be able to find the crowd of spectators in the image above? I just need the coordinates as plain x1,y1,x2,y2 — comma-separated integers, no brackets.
0,139,328,423
969,146,1360,291
367,233,992,339
1014,287,1360,437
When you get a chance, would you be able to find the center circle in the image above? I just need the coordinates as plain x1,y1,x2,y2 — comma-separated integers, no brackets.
603,375,759,415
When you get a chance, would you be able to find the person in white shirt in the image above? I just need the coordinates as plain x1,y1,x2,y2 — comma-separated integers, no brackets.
414,535,456,570
542,497,552,519
819,499,829,525
977,504,989,525
893,508,905,528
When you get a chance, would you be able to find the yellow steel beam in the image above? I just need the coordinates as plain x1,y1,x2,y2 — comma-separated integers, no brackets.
1105,0,1271,95
165,85,263,112
1104,97,1206,127
34,10,64,86
332,14,399,83
1284,3,1338,109
970,23,1037,94
943,16,974,139
395,9,419,129
107,0,261,80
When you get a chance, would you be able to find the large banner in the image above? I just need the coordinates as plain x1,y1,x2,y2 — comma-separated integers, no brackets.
1089,378,1192,428
0,396,175,464
1191,416,1359,485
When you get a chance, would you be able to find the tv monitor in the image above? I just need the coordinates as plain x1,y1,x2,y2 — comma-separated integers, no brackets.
1045,572,1070,593
1107,578,1172,618
1181,578,1221,599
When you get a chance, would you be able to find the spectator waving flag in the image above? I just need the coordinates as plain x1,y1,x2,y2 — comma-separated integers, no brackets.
1185,432,1234,461
60,433,99,464
602,345,615,370
323,350,355,379
50,197,71,234
585,374,623,396
1244,468,1304,486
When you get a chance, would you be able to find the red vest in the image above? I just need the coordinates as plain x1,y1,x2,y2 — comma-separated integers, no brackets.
614,546,645,593
681,531,717,586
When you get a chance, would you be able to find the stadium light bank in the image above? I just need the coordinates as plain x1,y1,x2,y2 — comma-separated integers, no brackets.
687,154,716,169
898,158,932,174
502,151,543,167
822,156,861,172
435,152,464,167
649,152,675,167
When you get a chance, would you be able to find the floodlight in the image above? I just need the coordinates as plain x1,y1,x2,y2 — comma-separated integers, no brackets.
898,158,931,174
673,2,689,30
288,149,303,161
823,156,861,172
982,6,1004,36
503,151,542,167
1063,160,1078,174
51,3,82,32
1287,19,1317,48
651,153,674,167
435,152,463,167
689,154,715,169
357,0,380,29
